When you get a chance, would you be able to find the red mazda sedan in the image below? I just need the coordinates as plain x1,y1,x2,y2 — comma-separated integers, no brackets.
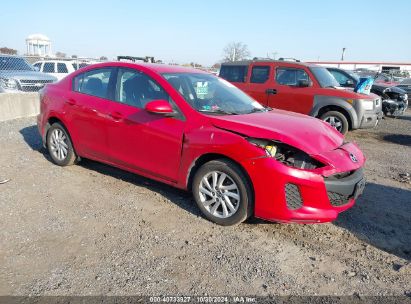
37,62,366,225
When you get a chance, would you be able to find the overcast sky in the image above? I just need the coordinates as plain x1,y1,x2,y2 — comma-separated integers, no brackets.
1,0,410,65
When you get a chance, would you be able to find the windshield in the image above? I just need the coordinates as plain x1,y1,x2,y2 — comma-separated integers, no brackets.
347,71,360,82
162,73,267,115
0,57,35,71
310,67,340,88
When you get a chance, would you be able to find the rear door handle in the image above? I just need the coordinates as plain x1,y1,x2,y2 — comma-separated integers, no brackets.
66,98,76,105
266,88,277,95
109,111,123,121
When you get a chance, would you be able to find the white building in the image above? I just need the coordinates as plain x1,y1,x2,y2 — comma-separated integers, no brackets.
26,34,52,56
306,61,411,73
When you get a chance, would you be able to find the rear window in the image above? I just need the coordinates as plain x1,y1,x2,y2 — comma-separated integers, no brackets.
219,65,247,83
57,63,68,73
250,66,270,83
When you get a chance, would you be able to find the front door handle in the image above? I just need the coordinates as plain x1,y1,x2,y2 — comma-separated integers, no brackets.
266,88,277,95
109,111,123,121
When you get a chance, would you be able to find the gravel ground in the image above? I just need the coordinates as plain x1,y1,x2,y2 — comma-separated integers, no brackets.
0,111,410,297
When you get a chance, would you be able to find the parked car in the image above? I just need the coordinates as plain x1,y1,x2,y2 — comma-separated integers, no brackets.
219,60,382,134
37,62,366,226
396,78,411,96
327,67,408,116
0,55,57,93
33,60,90,81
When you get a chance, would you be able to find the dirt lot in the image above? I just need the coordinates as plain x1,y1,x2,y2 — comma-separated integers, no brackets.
0,111,410,297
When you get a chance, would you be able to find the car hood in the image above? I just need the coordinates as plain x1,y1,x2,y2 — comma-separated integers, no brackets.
0,70,57,81
209,109,344,155
372,83,406,94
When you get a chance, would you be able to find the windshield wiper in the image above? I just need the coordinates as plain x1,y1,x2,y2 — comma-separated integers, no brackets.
198,109,238,115
247,106,272,114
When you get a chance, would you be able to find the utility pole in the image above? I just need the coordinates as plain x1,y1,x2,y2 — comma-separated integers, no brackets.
341,48,346,61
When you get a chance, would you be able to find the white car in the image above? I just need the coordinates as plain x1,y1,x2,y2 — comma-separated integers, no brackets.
33,60,89,80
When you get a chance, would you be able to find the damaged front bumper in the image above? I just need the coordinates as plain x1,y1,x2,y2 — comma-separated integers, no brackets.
383,99,408,117
241,143,366,223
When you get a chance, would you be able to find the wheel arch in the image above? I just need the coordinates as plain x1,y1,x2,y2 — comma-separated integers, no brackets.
186,153,254,199
45,116,78,155
317,105,352,130
310,96,358,130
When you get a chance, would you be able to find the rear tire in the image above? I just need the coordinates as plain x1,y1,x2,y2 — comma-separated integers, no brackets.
46,122,77,166
192,159,253,226
320,111,349,134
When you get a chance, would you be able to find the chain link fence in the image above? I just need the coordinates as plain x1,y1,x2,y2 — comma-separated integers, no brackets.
0,53,104,93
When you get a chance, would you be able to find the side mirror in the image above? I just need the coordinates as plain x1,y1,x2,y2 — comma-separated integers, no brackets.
297,79,311,87
145,100,175,116
346,79,354,86
33,66,40,72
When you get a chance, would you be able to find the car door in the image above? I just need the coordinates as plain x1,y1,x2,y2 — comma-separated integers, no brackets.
246,63,272,106
67,67,115,160
267,66,314,114
106,68,185,182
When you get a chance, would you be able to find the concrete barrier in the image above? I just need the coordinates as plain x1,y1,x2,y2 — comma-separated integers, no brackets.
0,93,40,122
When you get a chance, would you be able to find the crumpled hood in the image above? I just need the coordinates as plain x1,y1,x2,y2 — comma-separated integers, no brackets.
210,109,344,155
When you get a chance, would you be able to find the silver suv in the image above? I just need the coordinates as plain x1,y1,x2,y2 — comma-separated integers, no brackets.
0,55,57,93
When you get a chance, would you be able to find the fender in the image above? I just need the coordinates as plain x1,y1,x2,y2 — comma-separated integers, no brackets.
309,95,359,129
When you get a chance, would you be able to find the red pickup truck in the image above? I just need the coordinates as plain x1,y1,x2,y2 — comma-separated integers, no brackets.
219,59,382,134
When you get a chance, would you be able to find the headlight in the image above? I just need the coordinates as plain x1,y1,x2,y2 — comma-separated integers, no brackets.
0,77,18,90
247,138,324,170
360,99,374,111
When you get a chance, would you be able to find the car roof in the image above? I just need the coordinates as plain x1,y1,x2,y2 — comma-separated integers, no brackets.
83,61,209,74
221,59,319,68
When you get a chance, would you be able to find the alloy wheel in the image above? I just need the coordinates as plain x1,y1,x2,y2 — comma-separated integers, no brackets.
198,171,240,218
49,128,69,161
324,116,343,132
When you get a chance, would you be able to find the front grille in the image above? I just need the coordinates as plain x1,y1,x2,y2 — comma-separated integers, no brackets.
285,183,303,210
327,191,350,207
18,79,53,92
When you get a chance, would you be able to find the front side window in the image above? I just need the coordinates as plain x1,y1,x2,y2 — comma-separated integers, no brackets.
73,68,112,99
162,73,266,115
115,68,170,108
250,66,270,83
219,65,247,83
276,68,309,86
57,63,68,73
43,62,55,73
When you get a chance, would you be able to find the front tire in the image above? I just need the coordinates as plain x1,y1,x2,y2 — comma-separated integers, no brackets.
46,122,77,166
320,111,349,134
192,159,253,226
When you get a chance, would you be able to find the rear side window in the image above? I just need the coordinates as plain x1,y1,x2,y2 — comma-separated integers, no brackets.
43,62,55,73
276,68,309,85
219,65,247,83
57,63,68,73
250,66,270,83
73,68,112,99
